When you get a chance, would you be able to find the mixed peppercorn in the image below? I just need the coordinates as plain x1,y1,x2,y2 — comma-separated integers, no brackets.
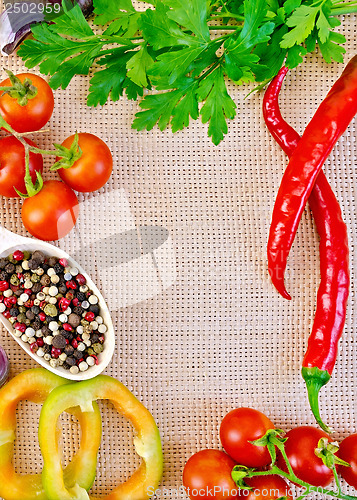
0,250,106,374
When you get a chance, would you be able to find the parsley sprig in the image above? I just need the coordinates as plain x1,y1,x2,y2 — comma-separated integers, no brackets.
18,0,357,144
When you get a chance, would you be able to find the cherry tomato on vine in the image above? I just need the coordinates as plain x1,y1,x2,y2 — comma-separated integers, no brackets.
56,133,113,193
0,73,54,133
0,136,43,198
183,449,238,500
22,180,79,241
277,426,333,487
237,475,293,499
219,408,274,467
337,433,357,488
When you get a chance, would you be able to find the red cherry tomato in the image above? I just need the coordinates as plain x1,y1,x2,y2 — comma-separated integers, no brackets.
183,449,238,500
21,180,79,241
219,408,275,467
57,133,113,193
0,73,54,133
276,426,333,487
337,433,357,488
0,136,43,198
237,475,293,499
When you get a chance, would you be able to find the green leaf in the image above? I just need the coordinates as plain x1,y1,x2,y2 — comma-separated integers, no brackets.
138,1,193,50
281,0,333,48
93,0,136,24
318,31,346,63
197,67,236,145
132,77,197,131
171,86,199,132
126,44,155,87
149,46,207,85
161,0,210,42
285,43,307,68
223,0,275,83
47,0,95,38
87,50,137,106
283,0,302,16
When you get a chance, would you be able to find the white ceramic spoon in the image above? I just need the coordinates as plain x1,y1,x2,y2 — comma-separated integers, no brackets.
0,226,115,381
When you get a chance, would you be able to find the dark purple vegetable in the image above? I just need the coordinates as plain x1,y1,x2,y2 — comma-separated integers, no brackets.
0,0,93,56
0,346,9,387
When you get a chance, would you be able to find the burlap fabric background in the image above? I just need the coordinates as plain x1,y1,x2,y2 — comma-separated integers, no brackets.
0,4,356,498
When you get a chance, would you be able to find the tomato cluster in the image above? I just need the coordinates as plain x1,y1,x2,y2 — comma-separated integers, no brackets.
183,407,357,499
0,72,113,241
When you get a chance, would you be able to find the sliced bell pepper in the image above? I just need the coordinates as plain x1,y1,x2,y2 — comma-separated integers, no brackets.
0,368,102,500
39,375,163,500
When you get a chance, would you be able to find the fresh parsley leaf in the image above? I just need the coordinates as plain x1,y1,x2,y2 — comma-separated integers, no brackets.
197,67,237,145
93,0,136,24
149,46,208,85
126,44,154,87
318,31,346,63
132,77,197,131
161,0,210,42
88,49,143,106
138,2,193,50
48,0,95,38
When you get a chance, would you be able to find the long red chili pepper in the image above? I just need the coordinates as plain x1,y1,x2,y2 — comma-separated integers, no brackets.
267,55,357,300
263,68,349,432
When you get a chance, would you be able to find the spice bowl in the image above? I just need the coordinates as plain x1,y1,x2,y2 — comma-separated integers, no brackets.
0,226,115,380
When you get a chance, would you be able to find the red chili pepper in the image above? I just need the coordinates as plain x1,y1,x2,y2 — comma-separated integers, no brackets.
267,55,357,300
263,67,349,432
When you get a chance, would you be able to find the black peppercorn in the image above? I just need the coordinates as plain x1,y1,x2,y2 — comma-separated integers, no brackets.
66,356,76,366
47,256,58,267
0,258,7,269
73,349,83,359
31,305,40,315
64,345,74,356
41,325,51,336
9,307,19,317
54,263,63,274
4,263,15,274
32,283,42,294
89,304,100,316
26,310,35,321
52,335,66,349
28,259,41,270
43,344,52,354
32,251,45,263
76,292,86,302
73,306,84,316
62,362,71,370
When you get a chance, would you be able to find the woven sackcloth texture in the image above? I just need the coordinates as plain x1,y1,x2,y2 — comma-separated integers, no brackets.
0,3,356,499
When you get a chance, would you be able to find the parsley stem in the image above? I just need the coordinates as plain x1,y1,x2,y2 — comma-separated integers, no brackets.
208,25,241,30
209,13,244,20
330,4,357,14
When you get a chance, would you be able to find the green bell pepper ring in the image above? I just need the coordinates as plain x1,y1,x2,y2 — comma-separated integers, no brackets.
39,375,163,500
0,368,102,500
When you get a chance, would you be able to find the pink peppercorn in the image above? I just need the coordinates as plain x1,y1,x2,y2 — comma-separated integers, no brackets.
72,298,79,307
3,311,11,319
37,338,44,347
51,347,61,358
30,342,38,353
76,274,86,285
71,339,78,349
0,281,9,291
13,250,24,261
63,323,73,332
4,297,16,308
85,312,95,322
66,280,77,290
59,297,71,311
38,312,46,322
14,323,26,333
59,258,68,267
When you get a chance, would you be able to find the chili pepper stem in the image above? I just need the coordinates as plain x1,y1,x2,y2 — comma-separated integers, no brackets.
301,366,332,433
